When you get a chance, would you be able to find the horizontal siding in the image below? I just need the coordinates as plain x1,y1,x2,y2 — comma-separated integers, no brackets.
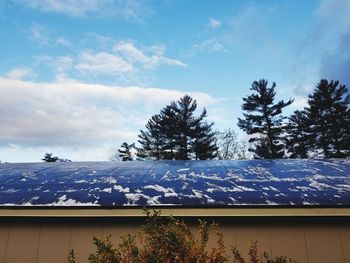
0,218,349,263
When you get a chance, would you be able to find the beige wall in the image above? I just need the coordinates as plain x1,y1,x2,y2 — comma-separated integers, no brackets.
0,217,349,263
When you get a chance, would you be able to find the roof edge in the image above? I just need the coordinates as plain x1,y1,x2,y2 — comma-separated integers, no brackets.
1,207,350,217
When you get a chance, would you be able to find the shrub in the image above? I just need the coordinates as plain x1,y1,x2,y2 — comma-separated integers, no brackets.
69,210,300,263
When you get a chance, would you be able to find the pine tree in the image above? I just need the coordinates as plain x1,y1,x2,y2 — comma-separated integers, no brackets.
118,142,135,161
42,153,59,162
137,114,163,160
285,110,310,158
237,79,294,159
137,95,218,160
173,95,207,160
192,121,218,160
159,103,179,160
305,79,350,157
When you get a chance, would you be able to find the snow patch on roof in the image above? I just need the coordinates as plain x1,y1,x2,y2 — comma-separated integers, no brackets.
309,180,336,191
75,179,89,183
206,183,245,193
144,184,178,197
104,177,117,184
52,195,99,206
113,185,130,193
102,188,112,193
125,193,162,205
177,168,190,172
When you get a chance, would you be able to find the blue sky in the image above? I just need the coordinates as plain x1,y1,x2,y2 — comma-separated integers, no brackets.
0,0,349,162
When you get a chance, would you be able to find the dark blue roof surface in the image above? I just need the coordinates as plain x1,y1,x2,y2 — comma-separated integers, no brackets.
0,159,349,207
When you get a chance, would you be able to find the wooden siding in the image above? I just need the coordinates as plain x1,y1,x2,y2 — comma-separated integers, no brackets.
0,218,349,263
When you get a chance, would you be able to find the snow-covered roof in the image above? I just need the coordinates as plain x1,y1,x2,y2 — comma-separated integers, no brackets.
0,159,349,207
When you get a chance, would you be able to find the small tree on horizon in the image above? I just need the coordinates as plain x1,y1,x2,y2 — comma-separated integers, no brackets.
42,153,59,162
118,142,135,161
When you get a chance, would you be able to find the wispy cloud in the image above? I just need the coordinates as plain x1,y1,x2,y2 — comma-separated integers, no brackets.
225,4,280,52
34,41,186,82
208,18,221,29
29,23,71,47
187,38,227,56
55,37,71,47
29,24,49,45
18,0,151,20
82,32,113,49
113,41,187,69
34,55,75,81
5,67,35,80
19,0,115,17
315,0,350,85
75,51,135,76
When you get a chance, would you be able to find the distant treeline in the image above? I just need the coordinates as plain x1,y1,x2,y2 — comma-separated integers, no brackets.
116,78,349,161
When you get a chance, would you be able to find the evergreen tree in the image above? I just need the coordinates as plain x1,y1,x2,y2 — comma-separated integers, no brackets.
305,79,350,157
137,114,163,160
172,95,208,160
159,103,179,160
285,110,310,158
118,142,135,161
42,153,59,162
137,95,218,160
192,121,218,160
237,79,294,159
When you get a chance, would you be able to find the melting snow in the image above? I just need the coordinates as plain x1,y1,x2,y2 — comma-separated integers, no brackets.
177,168,189,172
309,180,336,190
75,179,89,183
102,188,112,193
113,185,130,193
3,188,20,193
144,185,178,197
51,195,99,206
104,177,117,184
125,193,161,205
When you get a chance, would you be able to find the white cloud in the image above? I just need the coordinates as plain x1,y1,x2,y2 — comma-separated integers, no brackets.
83,33,112,49
29,24,49,45
75,51,134,76
189,39,227,56
20,0,114,17
18,0,150,20
0,77,217,155
5,67,34,80
290,96,308,109
34,42,186,81
113,41,187,69
34,55,75,82
55,37,71,47
208,18,221,29
29,24,71,47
